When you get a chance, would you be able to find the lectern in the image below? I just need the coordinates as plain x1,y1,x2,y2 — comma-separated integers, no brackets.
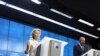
35,36,68,56
81,49,100,56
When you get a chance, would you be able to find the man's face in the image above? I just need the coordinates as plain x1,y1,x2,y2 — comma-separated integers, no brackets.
80,37,85,44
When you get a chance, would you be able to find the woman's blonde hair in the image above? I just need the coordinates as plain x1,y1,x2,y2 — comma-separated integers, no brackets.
31,28,41,35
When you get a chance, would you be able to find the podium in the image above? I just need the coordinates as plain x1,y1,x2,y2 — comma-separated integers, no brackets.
82,49,100,56
35,36,68,56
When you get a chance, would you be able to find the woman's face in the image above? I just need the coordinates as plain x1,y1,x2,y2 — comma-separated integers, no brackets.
32,30,41,40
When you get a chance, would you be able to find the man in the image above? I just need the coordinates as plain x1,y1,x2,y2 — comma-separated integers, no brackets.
74,36,90,56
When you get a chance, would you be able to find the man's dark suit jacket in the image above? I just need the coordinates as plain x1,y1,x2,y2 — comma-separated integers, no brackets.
74,44,89,56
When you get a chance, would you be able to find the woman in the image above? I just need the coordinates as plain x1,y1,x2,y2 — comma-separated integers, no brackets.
25,28,41,56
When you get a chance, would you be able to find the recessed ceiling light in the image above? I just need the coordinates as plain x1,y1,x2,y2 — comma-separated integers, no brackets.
97,28,100,31
78,19,94,27
0,0,6,5
50,9,73,19
31,0,41,5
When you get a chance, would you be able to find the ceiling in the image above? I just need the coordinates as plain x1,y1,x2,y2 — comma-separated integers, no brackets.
41,0,100,40
0,0,100,48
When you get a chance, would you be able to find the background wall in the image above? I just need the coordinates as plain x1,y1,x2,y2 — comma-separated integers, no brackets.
0,18,78,56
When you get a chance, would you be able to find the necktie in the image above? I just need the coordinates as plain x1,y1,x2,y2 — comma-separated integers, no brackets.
82,45,84,50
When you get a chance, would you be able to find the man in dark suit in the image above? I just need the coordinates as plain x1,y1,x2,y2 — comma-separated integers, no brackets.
74,36,90,56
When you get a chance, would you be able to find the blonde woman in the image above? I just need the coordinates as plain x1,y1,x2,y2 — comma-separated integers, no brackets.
25,28,41,56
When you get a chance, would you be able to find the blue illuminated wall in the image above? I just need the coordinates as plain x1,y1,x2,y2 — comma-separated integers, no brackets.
0,18,78,56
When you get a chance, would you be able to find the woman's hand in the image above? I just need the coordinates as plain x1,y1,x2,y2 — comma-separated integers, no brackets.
25,50,28,54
